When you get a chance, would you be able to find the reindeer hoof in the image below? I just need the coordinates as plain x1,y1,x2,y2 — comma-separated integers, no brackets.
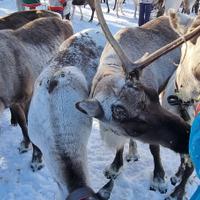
11,120,18,126
18,141,32,154
104,165,121,179
30,161,44,172
150,177,167,194
170,175,182,186
125,153,139,162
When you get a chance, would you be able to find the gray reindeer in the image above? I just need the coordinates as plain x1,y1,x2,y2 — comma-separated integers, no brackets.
162,11,200,199
0,16,73,170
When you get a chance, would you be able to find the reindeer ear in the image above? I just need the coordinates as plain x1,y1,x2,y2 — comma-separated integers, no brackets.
96,179,114,200
168,9,193,35
76,99,104,119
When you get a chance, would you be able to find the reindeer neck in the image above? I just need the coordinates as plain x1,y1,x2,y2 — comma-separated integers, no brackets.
155,106,190,153
61,156,88,193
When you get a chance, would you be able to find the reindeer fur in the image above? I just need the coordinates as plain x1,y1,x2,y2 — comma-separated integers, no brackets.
0,10,61,30
28,29,114,199
0,17,72,159
156,0,196,15
76,15,192,199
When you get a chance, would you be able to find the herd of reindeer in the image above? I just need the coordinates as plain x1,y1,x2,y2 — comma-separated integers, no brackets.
72,0,199,21
0,0,200,199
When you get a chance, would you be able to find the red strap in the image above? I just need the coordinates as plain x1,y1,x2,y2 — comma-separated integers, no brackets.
22,3,41,8
195,103,200,116
59,0,66,4
48,6,64,11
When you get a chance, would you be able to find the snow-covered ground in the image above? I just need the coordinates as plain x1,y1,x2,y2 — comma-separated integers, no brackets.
0,0,199,200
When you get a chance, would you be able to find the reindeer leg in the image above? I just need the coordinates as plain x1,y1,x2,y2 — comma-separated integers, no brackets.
170,154,187,186
104,146,124,179
134,3,137,19
126,139,139,162
149,144,167,194
106,0,110,13
71,5,75,20
79,6,83,20
88,8,95,22
87,0,95,22
113,0,117,10
11,104,31,153
10,107,18,126
30,143,44,172
120,2,125,15
165,155,194,200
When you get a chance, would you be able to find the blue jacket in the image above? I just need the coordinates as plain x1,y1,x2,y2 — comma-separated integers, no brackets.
190,114,200,200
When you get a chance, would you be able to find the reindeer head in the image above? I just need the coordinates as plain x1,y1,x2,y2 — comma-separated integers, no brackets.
169,11,200,102
76,0,200,154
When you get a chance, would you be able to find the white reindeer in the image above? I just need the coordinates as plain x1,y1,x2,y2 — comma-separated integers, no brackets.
162,11,200,199
28,29,114,199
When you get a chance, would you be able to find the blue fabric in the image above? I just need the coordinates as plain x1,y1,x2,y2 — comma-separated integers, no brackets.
190,187,200,200
138,3,152,26
190,114,200,200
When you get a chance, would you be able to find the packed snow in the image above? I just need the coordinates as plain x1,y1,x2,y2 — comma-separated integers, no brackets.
0,0,199,200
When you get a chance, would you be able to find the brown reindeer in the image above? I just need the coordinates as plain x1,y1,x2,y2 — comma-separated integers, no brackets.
0,10,60,30
76,0,200,199
72,0,96,21
0,16,73,170
0,10,61,127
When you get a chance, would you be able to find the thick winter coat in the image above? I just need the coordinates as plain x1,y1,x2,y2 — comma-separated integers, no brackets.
28,29,110,199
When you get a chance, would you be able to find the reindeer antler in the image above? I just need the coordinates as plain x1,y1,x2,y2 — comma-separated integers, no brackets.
95,0,200,80
129,25,200,78
95,0,134,75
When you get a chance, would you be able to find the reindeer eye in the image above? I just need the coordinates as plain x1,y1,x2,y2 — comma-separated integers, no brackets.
111,104,129,122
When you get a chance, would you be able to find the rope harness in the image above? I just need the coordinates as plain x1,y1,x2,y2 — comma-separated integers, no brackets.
167,94,193,121
167,80,200,122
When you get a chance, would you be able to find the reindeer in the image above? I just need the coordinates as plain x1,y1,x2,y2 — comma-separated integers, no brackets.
0,10,60,30
0,16,73,170
72,0,96,21
162,11,200,199
76,0,200,199
155,0,196,16
71,0,111,21
192,0,200,14
115,0,139,18
28,29,114,199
